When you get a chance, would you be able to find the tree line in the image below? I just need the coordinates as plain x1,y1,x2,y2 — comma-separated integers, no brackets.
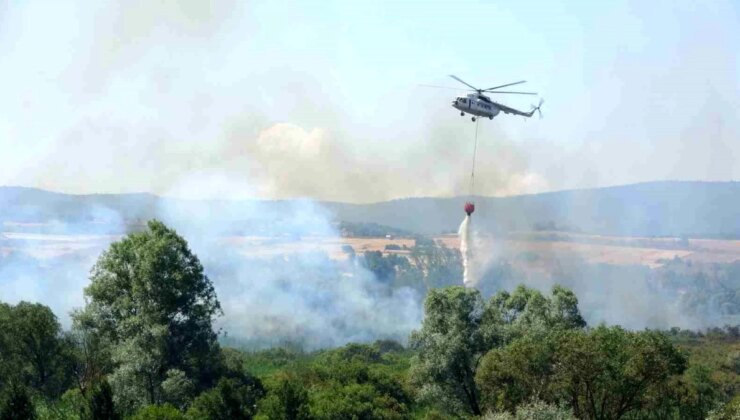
0,220,738,419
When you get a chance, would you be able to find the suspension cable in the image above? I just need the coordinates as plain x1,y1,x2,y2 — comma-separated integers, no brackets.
469,119,479,197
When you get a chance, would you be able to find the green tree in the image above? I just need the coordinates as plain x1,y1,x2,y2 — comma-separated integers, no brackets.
34,389,86,420
409,243,461,289
664,364,722,420
0,302,72,398
161,369,195,410
89,380,119,420
305,342,411,420
259,373,310,420
309,383,408,420
12,302,71,397
0,383,35,420
476,334,558,413
410,285,585,416
409,287,486,415
362,251,404,283
482,285,585,346
72,220,222,412
553,326,686,420
186,377,265,420
0,303,17,392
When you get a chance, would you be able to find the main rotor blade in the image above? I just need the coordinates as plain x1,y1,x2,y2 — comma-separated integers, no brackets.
449,75,479,91
485,80,526,91
486,90,538,95
419,84,472,91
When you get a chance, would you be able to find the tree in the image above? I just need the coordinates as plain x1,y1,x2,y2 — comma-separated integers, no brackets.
64,318,112,396
476,334,559,413
161,369,195,410
409,243,461,289
361,251,399,283
0,303,17,392
72,220,222,412
309,382,408,420
10,302,71,397
89,380,119,420
548,285,587,330
409,287,486,415
259,373,310,420
186,377,265,420
0,302,72,398
667,364,721,418
306,342,411,420
553,326,686,419
410,285,586,416
0,383,35,420
482,285,585,346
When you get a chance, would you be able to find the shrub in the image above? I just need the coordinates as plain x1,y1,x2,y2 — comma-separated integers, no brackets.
130,404,185,420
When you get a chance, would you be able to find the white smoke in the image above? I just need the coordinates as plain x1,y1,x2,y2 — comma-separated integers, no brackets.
153,188,424,349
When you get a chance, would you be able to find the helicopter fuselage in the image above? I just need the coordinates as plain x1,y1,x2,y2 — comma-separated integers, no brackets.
452,93,501,120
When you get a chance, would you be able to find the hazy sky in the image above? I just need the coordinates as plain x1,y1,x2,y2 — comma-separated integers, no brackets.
1,0,738,202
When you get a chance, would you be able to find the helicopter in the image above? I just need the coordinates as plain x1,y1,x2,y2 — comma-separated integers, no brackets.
426,75,543,122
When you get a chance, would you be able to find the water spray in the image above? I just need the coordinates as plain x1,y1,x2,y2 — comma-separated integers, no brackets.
460,120,480,287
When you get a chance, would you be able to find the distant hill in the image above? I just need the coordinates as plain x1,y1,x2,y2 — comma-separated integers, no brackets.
325,181,740,237
2,181,740,238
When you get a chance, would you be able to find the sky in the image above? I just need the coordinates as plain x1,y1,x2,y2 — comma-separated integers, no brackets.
0,0,738,203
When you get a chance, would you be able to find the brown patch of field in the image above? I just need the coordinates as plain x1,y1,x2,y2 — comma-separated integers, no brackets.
434,234,692,269
222,232,740,269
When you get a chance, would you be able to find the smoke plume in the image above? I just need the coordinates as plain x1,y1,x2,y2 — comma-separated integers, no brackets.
157,196,424,349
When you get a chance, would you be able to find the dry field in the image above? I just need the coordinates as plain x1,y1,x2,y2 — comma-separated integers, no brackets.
3,230,740,269
225,232,740,269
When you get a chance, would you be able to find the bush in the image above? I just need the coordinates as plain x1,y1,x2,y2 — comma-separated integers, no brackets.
130,404,185,420
310,383,408,420
707,396,740,420
35,389,87,420
482,399,575,420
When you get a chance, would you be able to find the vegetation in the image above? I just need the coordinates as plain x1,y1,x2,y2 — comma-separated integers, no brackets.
0,383,36,420
0,220,737,419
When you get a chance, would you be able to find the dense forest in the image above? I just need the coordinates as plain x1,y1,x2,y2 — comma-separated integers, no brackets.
0,221,738,419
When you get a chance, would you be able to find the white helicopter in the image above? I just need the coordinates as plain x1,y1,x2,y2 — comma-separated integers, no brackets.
426,75,543,122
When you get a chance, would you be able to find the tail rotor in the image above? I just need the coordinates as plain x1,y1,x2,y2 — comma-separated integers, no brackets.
531,98,544,119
